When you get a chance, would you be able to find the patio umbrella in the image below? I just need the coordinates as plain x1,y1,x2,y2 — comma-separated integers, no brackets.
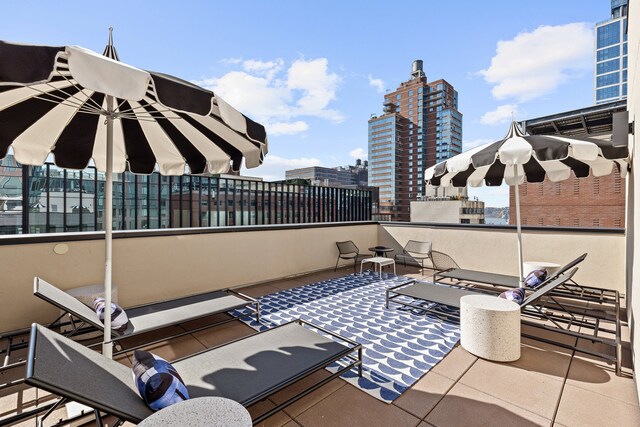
0,32,268,357
425,120,629,286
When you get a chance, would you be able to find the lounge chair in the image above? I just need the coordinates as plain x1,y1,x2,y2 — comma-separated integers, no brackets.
25,319,361,426
33,277,260,354
334,241,369,272
394,240,432,274
433,253,619,306
386,268,622,375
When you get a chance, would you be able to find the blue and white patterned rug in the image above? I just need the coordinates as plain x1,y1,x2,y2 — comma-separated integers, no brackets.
231,271,460,403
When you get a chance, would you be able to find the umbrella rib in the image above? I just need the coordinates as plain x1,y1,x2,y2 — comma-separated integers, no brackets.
52,72,107,113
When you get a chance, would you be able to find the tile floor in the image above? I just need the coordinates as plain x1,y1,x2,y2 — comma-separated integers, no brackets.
1,264,638,427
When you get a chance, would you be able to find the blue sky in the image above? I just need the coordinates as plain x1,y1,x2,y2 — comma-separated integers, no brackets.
1,0,612,206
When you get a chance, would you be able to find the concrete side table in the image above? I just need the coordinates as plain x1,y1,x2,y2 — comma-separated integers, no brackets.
460,294,521,362
138,397,251,427
523,261,561,277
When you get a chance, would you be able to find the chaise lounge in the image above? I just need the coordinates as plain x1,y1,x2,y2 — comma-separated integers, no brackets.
385,268,622,375
33,277,260,353
433,253,619,306
26,319,362,426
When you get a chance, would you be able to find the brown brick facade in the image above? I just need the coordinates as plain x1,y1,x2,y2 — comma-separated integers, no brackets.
509,168,625,228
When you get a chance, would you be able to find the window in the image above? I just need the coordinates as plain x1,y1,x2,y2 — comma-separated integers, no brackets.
596,45,620,61
596,72,620,87
396,94,401,100
597,59,620,74
596,86,620,100
596,21,620,48
408,90,414,95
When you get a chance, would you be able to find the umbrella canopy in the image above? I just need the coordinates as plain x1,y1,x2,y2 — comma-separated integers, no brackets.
0,35,268,357
426,121,628,188
425,121,629,286
0,41,267,174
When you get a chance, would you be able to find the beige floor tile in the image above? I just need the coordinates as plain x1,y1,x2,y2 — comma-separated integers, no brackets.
294,383,420,427
136,334,206,361
178,312,234,330
239,283,282,298
268,370,345,418
269,279,307,291
520,322,579,348
509,340,573,381
554,384,640,427
565,355,639,406
191,320,257,348
282,421,301,427
0,365,29,396
117,325,187,350
426,383,550,427
459,358,563,420
39,405,69,427
0,385,38,417
430,345,477,381
574,337,633,371
247,399,293,427
393,371,454,419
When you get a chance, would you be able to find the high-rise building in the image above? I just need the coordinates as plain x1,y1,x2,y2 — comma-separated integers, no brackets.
595,0,628,104
368,60,462,221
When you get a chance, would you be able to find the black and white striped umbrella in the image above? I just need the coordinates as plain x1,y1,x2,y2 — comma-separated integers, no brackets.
425,121,628,188
0,40,267,174
0,33,268,356
425,121,629,286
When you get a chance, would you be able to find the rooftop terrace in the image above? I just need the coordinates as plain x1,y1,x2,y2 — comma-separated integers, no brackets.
0,220,637,426
1,262,638,427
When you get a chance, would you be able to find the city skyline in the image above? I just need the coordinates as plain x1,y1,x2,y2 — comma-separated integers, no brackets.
0,0,613,206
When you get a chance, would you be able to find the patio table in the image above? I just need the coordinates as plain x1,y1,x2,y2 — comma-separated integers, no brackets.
361,256,396,277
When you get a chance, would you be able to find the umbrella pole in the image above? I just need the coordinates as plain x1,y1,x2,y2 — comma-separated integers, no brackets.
513,165,524,288
102,95,114,359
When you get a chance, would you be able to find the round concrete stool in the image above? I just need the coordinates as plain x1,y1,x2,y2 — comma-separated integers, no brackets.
460,294,521,362
138,397,252,427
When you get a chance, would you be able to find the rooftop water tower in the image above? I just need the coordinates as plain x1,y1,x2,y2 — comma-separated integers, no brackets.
411,60,425,79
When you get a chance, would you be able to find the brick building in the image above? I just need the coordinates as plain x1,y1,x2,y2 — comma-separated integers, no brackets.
367,60,462,221
509,169,625,228
512,101,627,228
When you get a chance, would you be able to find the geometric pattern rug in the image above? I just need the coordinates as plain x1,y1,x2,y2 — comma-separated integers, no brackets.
231,271,460,403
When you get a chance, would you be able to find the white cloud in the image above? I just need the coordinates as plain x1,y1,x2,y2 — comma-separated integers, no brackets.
480,104,519,125
479,23,592,102
197,57,343,136
243,59,284,80
349,148,367,160
248,155,321,181
463,138,493,150
368,74,385,93
219,57,242,65
269,121,309,135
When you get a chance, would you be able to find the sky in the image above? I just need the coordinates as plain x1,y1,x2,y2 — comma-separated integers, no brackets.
0,0,613,207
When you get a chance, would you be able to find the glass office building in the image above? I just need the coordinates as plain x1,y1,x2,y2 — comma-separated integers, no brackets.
595,0,628,104
0,155,372,235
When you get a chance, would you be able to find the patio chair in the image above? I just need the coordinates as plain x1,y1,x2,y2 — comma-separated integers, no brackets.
433,253,618,306
385,267,622,376
394,240,432,274
25,319,362,426
33,277,260,355
334,241,369,272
